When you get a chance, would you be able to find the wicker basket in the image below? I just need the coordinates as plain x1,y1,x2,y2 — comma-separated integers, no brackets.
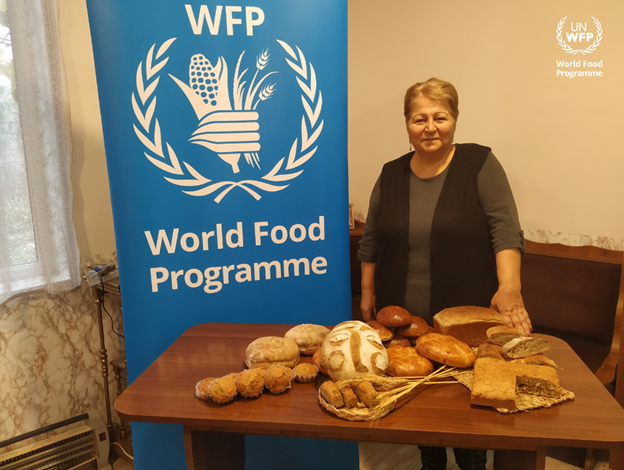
318,367,458,422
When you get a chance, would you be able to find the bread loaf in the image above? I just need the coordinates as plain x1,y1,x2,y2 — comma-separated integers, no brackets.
376,305,412,327
386,346,434,377
477,342,503,360
320,380,344,408
433,306,505,347
336,381,359,408
395,315,430,338
284,324,331,355
486,325,525,346
415,333,477,368
367,320,394,342
501,337,551,359
471,357,561,411
245,336,300,369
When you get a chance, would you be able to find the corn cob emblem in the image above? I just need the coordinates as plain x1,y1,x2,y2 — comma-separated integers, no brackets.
170,50,276,173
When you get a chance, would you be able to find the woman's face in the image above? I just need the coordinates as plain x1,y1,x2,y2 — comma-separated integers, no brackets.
406,95,457,156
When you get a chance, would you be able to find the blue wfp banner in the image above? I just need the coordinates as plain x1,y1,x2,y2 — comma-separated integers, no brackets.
85,1,355,469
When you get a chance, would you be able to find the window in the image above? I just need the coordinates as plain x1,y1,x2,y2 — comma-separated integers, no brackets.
0,0,80,304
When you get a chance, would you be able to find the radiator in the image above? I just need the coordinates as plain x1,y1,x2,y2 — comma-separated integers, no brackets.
0,410,111,470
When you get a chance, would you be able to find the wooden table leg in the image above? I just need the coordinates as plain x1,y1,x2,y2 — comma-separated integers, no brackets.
611,446,624,470
493,449,538,470
183,427,245,470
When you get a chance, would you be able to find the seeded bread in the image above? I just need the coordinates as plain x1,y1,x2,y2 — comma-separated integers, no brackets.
471,358,561,411
501,337,551,359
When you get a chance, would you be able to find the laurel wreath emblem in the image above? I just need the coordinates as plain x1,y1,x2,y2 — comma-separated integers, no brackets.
132,39,323,202
556,17,602,55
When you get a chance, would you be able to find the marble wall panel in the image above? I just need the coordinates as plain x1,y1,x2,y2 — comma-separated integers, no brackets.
0,254,125,450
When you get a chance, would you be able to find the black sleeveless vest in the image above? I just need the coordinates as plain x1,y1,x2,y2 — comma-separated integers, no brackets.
375,143,498,316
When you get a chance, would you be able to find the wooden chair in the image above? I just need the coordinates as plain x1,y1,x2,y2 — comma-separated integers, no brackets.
522,241,624,470
522,241,624,389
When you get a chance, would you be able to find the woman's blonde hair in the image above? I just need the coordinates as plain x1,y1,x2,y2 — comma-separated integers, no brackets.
403,78,459,121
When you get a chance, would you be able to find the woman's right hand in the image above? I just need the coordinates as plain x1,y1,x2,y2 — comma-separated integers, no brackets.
360,288,376,322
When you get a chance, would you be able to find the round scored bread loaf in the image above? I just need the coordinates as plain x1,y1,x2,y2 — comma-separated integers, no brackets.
284,324,331,355
395,315,430,338
416,333,477,368
376,305,412,328
244,336,300,369
386,346,434,377
433,306,505,347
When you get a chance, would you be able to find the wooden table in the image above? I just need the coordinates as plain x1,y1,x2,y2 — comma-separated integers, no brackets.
115,323,624,470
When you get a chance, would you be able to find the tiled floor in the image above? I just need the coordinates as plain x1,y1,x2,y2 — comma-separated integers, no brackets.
358,442,611,470
110,442,610,469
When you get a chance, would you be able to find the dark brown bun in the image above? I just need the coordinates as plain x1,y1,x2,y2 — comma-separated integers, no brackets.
377,305,412,328
433,306,505,347
416,333,477,368
367,320,394,342
386,347,434,377
395,315,430,338
384,333,411,349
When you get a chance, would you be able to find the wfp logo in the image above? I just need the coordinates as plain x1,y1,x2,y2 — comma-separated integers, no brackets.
556,17,602,55
170,50,275,173
132,39,323,202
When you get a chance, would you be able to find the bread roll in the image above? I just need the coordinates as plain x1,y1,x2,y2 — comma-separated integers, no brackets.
235,369,264,398
284,324,331,355
384,333,411,349
376,305,412,327
208,377,237,404
263,365,294,394
292,363,319,383
415,333,477,368
486,325,525,346
386,347,434,377
353,380,378,408
320,380,344,408
367,320,394,342
395,315,430,338
336,381,359,408
501,337,551,359
477,342,503,360
312,348,328,375
245,336,300,369
433,306,505,347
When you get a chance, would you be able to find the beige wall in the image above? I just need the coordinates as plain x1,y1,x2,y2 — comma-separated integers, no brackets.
58,0,115,261
349,0,624,248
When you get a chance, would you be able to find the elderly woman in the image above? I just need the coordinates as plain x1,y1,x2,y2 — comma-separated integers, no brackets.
357,77,531,470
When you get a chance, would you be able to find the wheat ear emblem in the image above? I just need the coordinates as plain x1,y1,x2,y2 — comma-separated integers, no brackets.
132,39,323,203
556,17,603,55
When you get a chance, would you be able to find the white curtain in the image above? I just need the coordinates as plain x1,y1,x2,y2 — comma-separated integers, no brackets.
0,0,80,305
